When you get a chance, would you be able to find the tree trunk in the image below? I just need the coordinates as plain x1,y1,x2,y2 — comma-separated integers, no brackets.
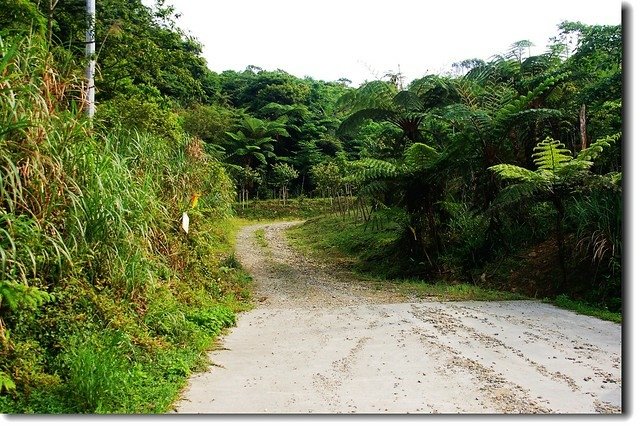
47,0,57,46
579,104,588,151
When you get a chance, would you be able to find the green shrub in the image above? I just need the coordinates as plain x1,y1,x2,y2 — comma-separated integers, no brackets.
96,93,182,142
440,201,489,269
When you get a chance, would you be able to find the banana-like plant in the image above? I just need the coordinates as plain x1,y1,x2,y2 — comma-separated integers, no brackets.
489,133,619,290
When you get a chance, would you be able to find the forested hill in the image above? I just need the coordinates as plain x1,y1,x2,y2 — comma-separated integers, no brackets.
0,0,621,413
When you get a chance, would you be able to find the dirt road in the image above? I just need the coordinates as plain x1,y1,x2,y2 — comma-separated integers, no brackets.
175,221,622,414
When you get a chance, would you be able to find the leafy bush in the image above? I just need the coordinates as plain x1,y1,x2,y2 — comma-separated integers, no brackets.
96,93,183,142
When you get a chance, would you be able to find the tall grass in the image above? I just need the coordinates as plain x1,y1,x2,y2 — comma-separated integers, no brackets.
565,186,622,310
0,34,244,413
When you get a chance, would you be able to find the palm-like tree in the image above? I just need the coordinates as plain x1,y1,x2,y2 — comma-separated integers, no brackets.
351,142,455,271
336,77,460,273
336,76,458,153
446,56,567,207
224,116,289,168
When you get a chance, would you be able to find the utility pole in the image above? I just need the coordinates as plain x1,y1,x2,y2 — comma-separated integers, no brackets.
85,0,96,118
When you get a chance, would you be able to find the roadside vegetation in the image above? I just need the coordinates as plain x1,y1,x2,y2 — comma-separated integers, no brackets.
286,214,620,322
0,0,621,413
0,33,256,412
0,1,255,413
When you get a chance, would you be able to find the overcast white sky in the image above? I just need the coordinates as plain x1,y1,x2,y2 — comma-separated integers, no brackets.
151,0,621,86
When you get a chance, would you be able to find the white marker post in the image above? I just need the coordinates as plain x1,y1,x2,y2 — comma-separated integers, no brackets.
181,212,190,234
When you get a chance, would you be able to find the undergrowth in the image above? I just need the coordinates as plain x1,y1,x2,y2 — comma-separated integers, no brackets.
233,197,335,221
287,213,621,319
286,211,421,279
0,35,251,413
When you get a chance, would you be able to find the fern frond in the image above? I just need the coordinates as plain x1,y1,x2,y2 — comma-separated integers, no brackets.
335,89,358,113
453,78,482,109
493,73,567,128
271,127,290,138
223,164,245,177
252,152,266,165
576,132,619,163
482,84,517,112
393,90,423,112
532,137,573,172
337,108,393,136
357,180,390,199
488,181,541,212
225,131,243,142
488,164,547,184
404,143,439,171
337,80,396,112
242,116,264,133
352,158,399,181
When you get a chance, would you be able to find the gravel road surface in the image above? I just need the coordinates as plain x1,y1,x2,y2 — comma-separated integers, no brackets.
175,221,622,414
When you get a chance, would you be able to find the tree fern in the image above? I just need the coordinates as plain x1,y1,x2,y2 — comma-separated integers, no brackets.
488,163,547,184
403,142,440,171
532,137,574,173
352,158,399,181
489,134,615,291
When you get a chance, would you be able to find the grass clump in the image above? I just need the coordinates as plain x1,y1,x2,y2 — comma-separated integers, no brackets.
287,212,414,278
547,295,621,323
385,280,525,302
254,228,268,248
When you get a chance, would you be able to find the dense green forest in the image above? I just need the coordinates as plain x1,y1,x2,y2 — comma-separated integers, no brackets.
0,0,621,413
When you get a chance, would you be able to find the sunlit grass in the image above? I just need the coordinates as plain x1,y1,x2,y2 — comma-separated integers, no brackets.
546,295,621,323
234,197,335,221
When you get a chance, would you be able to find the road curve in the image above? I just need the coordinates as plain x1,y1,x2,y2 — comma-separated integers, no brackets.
175,221,622,414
